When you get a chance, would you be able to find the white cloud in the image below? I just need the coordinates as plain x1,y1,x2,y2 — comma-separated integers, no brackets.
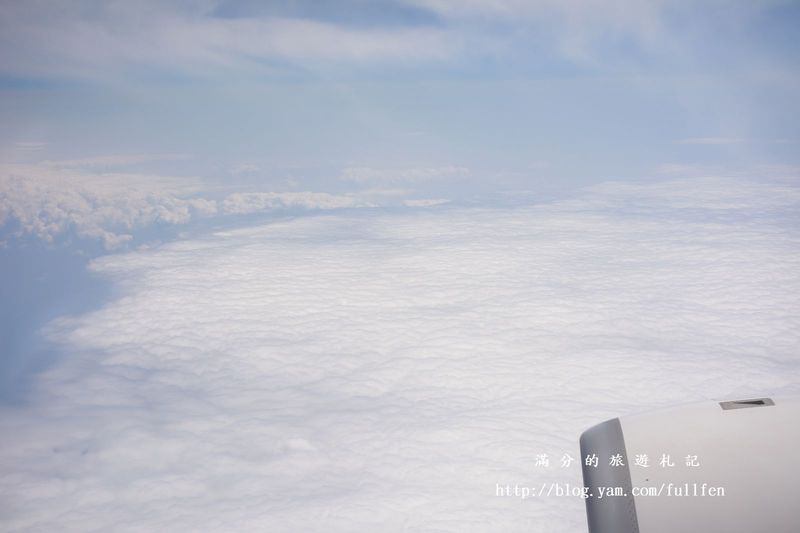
340,165,470,184
675,138,800,147
0,0,789,83
1,177,798,531
12,142,47,152
587,176,800,210
229,163,261,176
0,1,455,79
676,137,746,145
403,198,451,207
0,160,452,249
406,0,671,62
44,153,191,169
0,162,217,249
222,191,374,214
655,163,800,181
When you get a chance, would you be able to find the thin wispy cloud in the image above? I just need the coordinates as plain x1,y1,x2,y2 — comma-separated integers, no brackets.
0,0,792,80
339,165,470,184
0,1,456,80
42,153,191,169
222,191,373,214
655,163,800,180
676,137,800,146
12,142,47,152
676,137,746,145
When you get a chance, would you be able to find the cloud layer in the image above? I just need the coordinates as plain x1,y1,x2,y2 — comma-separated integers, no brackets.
0,161,409,249
1,177,799,531
0,162,218,248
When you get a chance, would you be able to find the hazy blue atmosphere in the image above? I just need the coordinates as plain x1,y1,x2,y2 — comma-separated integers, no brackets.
1,1,799,531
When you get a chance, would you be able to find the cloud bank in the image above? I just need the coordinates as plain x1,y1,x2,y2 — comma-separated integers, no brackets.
1,177,798,531
0,161,410,249
0,162,218,249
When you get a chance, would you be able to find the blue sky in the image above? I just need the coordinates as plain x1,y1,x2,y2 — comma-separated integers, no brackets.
1,0,798,201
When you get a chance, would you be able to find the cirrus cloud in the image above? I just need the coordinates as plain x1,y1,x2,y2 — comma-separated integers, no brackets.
0,1,456,80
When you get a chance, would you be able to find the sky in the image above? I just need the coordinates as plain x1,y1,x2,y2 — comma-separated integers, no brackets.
1,1,800,531
1,0,799,210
